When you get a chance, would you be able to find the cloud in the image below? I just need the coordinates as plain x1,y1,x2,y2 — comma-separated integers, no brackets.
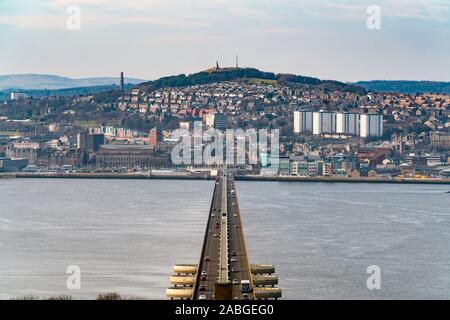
50,0,167,10
83,14,209,28
0,15,65,29
243,27,303,36
1,0,448,32
383,0,450,21
283,0,450,22
0,7,209,30
149,34,216,43
228,7,272,20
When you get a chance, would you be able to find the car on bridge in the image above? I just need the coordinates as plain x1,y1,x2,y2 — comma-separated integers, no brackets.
241,280,252,293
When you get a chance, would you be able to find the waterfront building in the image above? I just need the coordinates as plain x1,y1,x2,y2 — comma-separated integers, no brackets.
77,133,105,153
330,155,356,176
318,160,333,176
308,161,319,176
6,142,39,165
50,149,85,168
289,156,320,177
278,156,291,175
95,145,170,170
0,157,28,172
290,160,299,175
290,161,308,176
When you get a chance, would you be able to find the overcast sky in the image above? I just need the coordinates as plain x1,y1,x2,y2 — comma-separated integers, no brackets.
1,0,449,82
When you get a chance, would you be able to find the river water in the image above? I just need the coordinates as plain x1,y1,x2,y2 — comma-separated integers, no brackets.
0,179,449,299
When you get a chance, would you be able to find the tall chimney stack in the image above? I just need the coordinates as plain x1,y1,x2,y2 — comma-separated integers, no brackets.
120,72,124,92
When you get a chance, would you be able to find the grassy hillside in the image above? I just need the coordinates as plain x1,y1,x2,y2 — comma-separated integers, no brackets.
138,68,366,94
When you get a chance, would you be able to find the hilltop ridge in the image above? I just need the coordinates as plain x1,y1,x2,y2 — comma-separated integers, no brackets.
137,67,366,94
355,80,450,94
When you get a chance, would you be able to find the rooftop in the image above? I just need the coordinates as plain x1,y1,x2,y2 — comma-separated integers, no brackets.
100,144,153,150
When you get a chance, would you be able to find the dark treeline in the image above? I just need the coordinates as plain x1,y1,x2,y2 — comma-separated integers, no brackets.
356,80,450,94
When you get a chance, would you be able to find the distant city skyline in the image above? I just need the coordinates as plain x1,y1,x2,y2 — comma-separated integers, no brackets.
1,0,449,82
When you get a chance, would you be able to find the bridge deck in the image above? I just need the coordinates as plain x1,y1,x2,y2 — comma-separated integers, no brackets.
192,177,221,299
192,172,254,300
226,173,254,300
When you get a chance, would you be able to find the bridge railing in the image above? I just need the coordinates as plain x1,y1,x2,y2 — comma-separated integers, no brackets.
229,175,255,298
192,175,220,299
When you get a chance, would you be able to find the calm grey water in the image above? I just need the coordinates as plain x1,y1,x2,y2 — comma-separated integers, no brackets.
0,179,449,299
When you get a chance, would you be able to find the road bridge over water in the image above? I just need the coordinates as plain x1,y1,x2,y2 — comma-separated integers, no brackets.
166,171,281,300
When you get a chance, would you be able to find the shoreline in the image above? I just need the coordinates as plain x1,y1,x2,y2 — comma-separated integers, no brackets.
1,172,450,185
